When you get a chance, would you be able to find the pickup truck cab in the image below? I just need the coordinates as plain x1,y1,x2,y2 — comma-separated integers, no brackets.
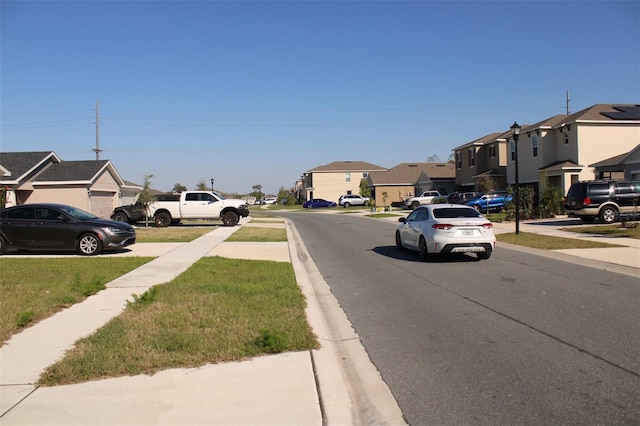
111,191,249,227
404,191,441,209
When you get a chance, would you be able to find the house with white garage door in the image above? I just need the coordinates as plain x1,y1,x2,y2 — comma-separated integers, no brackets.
0,151,133,218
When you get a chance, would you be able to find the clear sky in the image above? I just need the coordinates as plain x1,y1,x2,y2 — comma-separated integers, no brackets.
1,1,638,196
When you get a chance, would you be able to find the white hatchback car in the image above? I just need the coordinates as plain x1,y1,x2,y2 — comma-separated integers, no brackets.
395,204,495,260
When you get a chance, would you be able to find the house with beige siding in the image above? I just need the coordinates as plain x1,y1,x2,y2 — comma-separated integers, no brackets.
453,104,640,200
0,151,131,218
453,132,509,192
366,163,455,207
301,161,387,204
505,104,640,198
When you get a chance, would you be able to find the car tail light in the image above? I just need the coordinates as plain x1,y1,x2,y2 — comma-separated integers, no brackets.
432,224,453,230
583,197,591,205
482,223,493,229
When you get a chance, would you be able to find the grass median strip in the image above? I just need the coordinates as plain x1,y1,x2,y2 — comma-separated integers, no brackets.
0,257,154,345
39,257,319,386
496,232,623,249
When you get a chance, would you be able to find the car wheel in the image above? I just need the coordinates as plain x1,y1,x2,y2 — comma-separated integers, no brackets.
395,231,404,250
0,236,7,255
412,201,420,210
112,212,128,223
418,236,430,260
344,202,351,208
599,206,618,224
364,200,370,206
472,204,481,212
221,211,239,226
477,251,492,260
77,233,102,256
154,212,171,227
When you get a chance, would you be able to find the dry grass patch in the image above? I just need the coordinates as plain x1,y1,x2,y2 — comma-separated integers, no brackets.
134,226,215,242
496,232,623,250
226,226,287,242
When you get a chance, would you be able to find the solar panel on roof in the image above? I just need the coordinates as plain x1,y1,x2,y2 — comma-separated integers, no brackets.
601,105,640,120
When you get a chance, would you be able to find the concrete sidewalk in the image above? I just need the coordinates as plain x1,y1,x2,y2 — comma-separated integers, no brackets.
0,217,405,426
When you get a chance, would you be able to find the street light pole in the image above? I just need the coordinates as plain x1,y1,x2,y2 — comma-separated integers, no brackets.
511,122,521,235
210,179,214,192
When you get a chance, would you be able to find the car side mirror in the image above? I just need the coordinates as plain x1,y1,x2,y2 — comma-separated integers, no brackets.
399,217,406,223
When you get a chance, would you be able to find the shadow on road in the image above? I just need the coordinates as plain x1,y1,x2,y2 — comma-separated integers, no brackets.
372,246,485,263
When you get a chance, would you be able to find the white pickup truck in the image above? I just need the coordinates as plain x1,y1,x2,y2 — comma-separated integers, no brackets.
403,190,442,209
111,191,250,227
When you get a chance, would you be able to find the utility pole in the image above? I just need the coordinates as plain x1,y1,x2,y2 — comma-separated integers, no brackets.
565,90,571,115
92,100,103,160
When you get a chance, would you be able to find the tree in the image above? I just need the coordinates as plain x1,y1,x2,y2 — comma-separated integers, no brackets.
137,174,156,228
195,179,208,191
251,184,263,202
427,154,441,163
172,183,187,194
359,179,372,198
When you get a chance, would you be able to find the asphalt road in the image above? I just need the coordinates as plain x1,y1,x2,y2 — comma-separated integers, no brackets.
277,211,640,425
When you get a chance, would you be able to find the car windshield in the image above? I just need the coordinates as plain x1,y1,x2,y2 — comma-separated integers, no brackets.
58,205,97,220
433,207,481,218
213,192,225,200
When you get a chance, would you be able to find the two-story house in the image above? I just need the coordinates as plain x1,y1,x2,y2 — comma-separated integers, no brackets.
454,104,640,199
301,161,387,203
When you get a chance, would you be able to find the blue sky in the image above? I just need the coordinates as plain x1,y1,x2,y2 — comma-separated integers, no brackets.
2,1,638,195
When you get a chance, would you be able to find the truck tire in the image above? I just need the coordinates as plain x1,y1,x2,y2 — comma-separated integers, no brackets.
111,212,128,223
154,212,172,227
221,211,239,226
599,206,618,224
412,201,420,209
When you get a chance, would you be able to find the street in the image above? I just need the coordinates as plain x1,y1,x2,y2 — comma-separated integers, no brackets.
278,211,640,425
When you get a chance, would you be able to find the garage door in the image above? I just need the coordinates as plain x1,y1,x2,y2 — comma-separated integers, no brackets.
89,191,116,219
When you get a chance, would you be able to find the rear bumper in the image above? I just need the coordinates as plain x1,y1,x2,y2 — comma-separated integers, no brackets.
439,243,493,254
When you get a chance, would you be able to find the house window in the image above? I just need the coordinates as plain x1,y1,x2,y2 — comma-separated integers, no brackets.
468,148,475,167
510,141,516,161
362,172,369,178
456,152,462,169
345,172,351,182
564,133,569,144
489,144,496,158
531,136,538,158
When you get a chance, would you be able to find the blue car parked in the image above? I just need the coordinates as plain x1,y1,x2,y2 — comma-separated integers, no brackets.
466,191,513,213
303,198,337,208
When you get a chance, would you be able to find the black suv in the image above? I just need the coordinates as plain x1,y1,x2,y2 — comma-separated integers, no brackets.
564,180,640,223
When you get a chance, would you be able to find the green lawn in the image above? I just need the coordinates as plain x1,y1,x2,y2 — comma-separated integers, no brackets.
0,257,153,344
39,257,318,386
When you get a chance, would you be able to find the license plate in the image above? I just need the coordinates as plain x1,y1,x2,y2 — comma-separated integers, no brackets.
462,230,474,236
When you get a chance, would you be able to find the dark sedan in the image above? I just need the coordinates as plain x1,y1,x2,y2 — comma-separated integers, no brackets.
0,203,136,256
303,199,337,208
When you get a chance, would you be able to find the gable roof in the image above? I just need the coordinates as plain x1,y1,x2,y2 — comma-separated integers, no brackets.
453,132,504,151
0,151,61,183
589,144,640,167
368,162,454,186
33,160,125,186
308,161,387,173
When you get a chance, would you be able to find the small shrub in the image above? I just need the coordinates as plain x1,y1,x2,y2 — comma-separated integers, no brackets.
16,310,35,328
253,329,289,353
128,287,159,309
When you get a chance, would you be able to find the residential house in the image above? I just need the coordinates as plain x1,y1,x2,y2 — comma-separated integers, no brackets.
0,151,129,218
454,104,640,200
505,104,640,198
366,162,455,206
590,144,640,181
453,132,509,192
301,161,387,203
